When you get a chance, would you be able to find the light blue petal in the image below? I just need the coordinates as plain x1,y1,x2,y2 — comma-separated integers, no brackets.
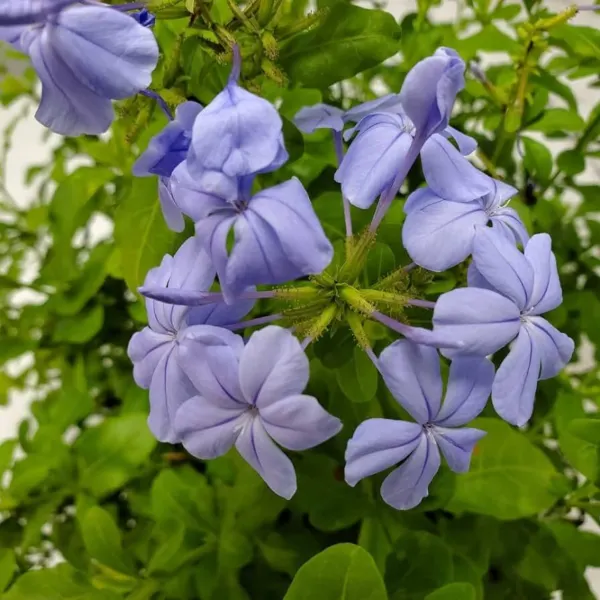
402,192,487,271
260,394,342,451
420,135,494,202
24,27,114,135
524,233,563,315
434,357,494,426
378,340,443,424
235,416,297,499
0,0,75,25
238,326,309,407
490,208,529,247
190,82,283,178
433,288,521,356
472,226,534,311
158,177,185,232
443,126,477,155
432,426,486,472
294,103,345,133
380,434,441,510
49,6,158,100
343,94,405,124
399,47,465,138
345,419,423,486
175,394,247,459
335,113,413,209
526,317,574,380
148,346,197,443
492,326,540,426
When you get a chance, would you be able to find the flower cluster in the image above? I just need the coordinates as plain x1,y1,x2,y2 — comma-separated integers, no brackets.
1,0,574,509
123,44,574,509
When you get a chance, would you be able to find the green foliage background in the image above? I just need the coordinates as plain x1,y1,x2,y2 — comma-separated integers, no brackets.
1,0,600,598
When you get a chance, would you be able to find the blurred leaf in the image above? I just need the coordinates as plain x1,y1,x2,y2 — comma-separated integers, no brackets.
280,4,401,88
521,136,553,182
114,177,180,295
386,531,453,599
555,392,600,484
75,413,156,497
2,564,120,600
425,583,476,600
0,548,16,592
81,506,136,575
527,108,585,133
52,304,104,343
284,543,387,600
557,149,585,176
336,347,378,403
447,418,566,519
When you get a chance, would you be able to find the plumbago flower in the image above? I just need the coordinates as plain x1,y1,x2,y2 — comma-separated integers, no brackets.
175,326,343,499
127,238,254,443
402,140,528,271
346,341,493,509
0,2,158,135
126,45,574,505
432,227,574,426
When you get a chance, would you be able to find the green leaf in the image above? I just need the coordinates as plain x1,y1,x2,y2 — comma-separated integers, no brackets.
557,149,586,176
280,4,401,88
569,418,600,445
425,583,476,600
52,304,104,343
447,418,565,519
80,506,136,575
386,531,453,600
2,564,119,600
44,167,114,282
295,454,369,532
75,413,156,497
528,108,585,133
283,543,387,600
282,116,305,163
336,347,378,403
521,136,553,183
151,467,216,533
555,393,600,484
0,548,16,592
0,440,16,479
114,177,181,295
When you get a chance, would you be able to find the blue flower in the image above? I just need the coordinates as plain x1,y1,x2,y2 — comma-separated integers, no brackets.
345,340,492,510
293,94,405,135
333,48,467,210
432,227,574,426
175,326,343,499
186,46,287,179
131,8,155,27
133,101,203,179
169,169,334,303
127,238,254,443
0,0,75,25
403,141,528,271
18,4,158,135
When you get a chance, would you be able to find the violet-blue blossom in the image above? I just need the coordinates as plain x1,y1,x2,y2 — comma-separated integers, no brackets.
334,49,467,211
403,143,528,270
0,0,75,25
345,340,492,510
432,227,574,426
131,8,155,27
127,238,254,443
133,101,203,179
17,4,158,135
168,169,333,303
186,46,287,180
293,94,404,135
175,326,343,499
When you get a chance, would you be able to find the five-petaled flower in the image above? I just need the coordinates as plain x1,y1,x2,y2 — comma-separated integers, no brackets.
175,326,343,499
345,341,492,509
